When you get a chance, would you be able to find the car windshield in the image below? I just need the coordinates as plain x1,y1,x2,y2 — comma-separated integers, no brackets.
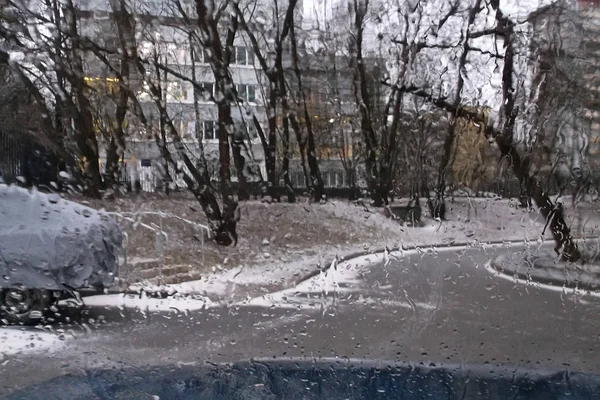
1,0,600,398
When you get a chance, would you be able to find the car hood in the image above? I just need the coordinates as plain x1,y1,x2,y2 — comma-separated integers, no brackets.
4,358,600,399
0,185,122,290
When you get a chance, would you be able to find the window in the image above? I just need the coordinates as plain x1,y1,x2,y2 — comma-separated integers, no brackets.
202,121,217,140
308,88,328,103
193,47,210,63
235,122,258,140
234,46,253,65
247,85,256,102
247,123,258,139
180,120,188,138
138,41,154,60
198,82,214,101
180,120,199,140
137,80,152,101
166,81,188,102
171,118,182,135
165,43,179,64
105,38,118,51
186,120,196,139
235,84,256,103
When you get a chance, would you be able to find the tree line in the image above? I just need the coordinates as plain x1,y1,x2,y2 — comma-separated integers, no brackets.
0,0,597,260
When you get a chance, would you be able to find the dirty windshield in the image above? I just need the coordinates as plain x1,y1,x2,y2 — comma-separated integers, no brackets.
1,0,600,398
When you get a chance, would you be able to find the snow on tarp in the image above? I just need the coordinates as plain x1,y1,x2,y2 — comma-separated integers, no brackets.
0,185,122,290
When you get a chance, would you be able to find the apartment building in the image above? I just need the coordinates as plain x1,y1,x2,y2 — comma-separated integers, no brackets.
74,0,297,190
578,0,600,169
525,0,600,187
74,0,375,191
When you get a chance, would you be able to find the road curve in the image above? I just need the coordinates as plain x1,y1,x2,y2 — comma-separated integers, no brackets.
1,242,599,395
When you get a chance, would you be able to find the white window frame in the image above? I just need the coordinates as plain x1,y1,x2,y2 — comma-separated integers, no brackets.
202,120,218,140
181,120,197,141
166,81,188,102
235,84,256,103
247,122,258,139
234,46,253,66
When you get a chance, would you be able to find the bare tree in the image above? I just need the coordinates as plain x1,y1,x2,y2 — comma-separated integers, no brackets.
348,0,464,207
384,0,582,260
349,0,382,205
0,0,112,196
106,0,240,245
232,0,327,202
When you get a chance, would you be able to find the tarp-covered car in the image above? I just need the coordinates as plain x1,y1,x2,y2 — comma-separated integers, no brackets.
0,184,122,323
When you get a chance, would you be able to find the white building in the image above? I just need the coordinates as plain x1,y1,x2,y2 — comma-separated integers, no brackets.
76,0,304,190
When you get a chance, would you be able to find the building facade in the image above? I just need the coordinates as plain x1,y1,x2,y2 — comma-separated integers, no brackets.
75,0,373,192
526,0,600,192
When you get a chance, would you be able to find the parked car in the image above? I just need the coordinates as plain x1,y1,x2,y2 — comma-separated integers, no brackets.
0,184,123,324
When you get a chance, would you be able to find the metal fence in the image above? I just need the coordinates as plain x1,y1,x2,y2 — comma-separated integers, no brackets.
289,168,349,189
123,162,363,194
0,131,23,183
105,159,600,200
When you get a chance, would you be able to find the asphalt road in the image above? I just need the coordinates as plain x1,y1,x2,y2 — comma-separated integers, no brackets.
1,242,600,396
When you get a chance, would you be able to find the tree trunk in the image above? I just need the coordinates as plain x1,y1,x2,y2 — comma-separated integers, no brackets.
264,149,279,201
214,75,238,244
493,7,580,261
289,17,324,202
107,0,237,245
104,137,119,187
231,136,249,201
347,166,359,201
350,0,382,206
64,0,103,197
288,114,310,192
496,135,580,261
73,91,104,198
282,116,296,202
103,50,130,191
266,88,279,201
435,117,456,210
305,121,324,201
434,0,482,214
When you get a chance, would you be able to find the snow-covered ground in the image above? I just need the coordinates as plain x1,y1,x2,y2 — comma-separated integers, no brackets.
80,292,213,312
140,197,552,299
76,194,600,303
0,326,66,357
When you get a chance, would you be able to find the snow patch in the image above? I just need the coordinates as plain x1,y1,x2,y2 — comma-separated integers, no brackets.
127,256,160,265
236,253,384,310
77,292,214,312
0,327,65,356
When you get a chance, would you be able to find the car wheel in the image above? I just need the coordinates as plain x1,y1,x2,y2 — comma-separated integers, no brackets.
0,288,52,325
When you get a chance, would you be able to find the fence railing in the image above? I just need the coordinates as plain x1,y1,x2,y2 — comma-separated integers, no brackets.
74,158,600,201
0,131,23,183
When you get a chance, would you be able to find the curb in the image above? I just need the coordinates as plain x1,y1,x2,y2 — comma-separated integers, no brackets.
291,238,545,286
293,236,600,287
490,260,600,292
103,236,599,298
488,237,600,292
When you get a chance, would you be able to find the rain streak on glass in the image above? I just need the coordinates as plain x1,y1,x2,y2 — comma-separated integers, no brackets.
0,0,600,398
